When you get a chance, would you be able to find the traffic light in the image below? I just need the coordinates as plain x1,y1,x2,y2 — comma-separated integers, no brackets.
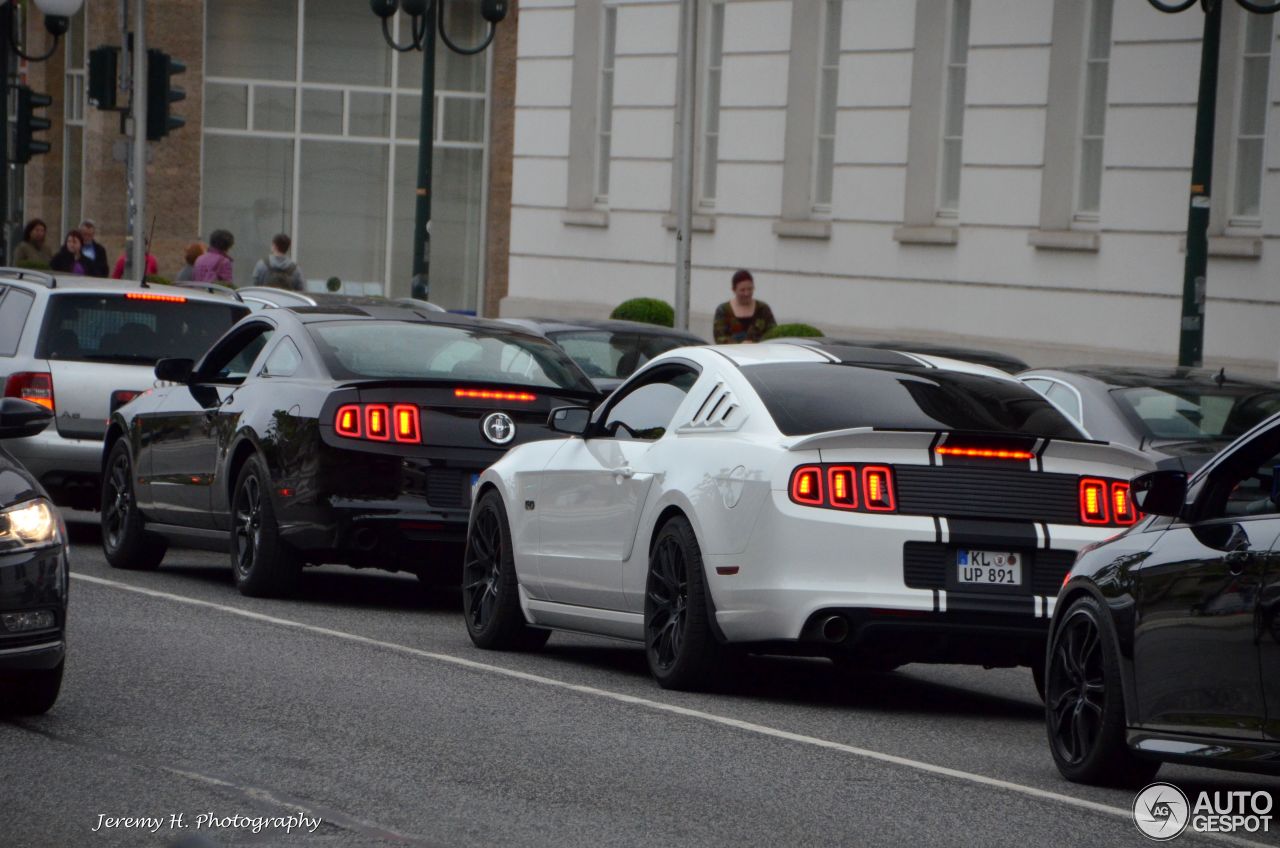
14,87,53,164
145,49,185,141
88,45,120,110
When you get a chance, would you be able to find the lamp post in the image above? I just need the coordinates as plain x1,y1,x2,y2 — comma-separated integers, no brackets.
0,0,83,265
1147,0,1280,367
370,0,508,302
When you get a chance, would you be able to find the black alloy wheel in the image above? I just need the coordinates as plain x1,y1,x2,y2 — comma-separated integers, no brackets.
229,456,300,597
1045,596,1159,786
644,516,724,690
462,490,550,651
100,440,166,570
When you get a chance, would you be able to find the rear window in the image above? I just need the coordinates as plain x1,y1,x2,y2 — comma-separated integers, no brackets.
744,363,1085,438
308,321,596,392
1113,384,1280,442
549,330,696,379
38,293,249,364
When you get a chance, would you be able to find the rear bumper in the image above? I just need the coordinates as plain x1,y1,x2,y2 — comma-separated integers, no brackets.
5,427,104,509
0,545,68,671
277,498,470,570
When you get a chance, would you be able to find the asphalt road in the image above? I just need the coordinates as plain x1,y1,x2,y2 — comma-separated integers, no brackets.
5,522,1280,848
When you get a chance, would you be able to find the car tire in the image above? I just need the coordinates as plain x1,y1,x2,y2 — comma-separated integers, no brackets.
230,456,301,598
1031,654,1046,703
462,490,550,651
1045,596,1159,787
0,661,64,715
644,516,725,691
101,440,167,571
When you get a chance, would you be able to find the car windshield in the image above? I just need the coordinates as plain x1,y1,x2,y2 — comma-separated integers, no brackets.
38,293,249,364
549,330,696,380
1112,384,1280,441
308,321,596,392
744,363,1085,438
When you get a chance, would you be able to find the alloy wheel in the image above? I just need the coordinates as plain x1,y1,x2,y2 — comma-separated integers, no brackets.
646,535,689,671
1048,611,1106,765
103,452,132,550
464,505,502,630
233,474,263,578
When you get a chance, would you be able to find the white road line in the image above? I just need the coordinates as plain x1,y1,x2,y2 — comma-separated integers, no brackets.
70,572,1266,848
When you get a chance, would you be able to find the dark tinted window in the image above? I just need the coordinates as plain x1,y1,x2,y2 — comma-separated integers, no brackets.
603,368,699,440
1113,384,1280,442
198,323,276,384
38,293,249,364
0,287,34,356
309,321,595,392
550,330,698,379
745,363,1084,438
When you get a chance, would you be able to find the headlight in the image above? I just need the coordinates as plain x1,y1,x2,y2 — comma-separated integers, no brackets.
0,498,60,551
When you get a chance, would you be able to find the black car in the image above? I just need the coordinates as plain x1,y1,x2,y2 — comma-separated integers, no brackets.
499,317,705,392
783,336,1029,374
1019,366,1280,472
0,398,68,715
100,305,601,596
1046,411,1280,785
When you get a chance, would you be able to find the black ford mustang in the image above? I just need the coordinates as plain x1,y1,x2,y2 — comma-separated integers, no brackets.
100,305,600,596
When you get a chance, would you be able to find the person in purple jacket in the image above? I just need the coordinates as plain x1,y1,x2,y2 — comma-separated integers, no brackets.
192,229,235,284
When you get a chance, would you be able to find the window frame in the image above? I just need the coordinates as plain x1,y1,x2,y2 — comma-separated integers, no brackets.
1074,0,1113,222
592,360,703,442
1229,10,1273,227
936,0,970,219
810,0,842,213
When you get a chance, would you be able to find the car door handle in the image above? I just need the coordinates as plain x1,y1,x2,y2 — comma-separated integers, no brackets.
610,466,635,479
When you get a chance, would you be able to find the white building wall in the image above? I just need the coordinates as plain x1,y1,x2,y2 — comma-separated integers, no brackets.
507,0,1280,374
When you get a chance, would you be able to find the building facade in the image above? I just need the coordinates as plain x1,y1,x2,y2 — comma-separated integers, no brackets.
20,0,518,314
507,0,1280,373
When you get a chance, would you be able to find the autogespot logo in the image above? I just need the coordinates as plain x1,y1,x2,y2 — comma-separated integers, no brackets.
1133,783,1190,841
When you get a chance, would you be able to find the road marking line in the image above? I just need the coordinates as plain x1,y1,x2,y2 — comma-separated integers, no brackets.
70,572,1265,847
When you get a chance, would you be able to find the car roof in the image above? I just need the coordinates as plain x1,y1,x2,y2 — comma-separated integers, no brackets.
783,335,1028,373
504,316,706,341
0,271,243,307
699,342,1016,379
1023,365,1280,391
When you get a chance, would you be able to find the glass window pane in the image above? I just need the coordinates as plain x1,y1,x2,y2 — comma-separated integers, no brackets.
434,147,486,310
944,67,966,137
299,142,389,286
1246,12,1273,56
819,67,838,135
63,127,83,238
303,0,391,86
1078,137,1103,214
67,8,85,70
396,94,422,140
950,0,970,62
207,0,298,81
1088,0,1113,60
709,3,725,66
205,83,248,130
442,97,484,143
301,88,343,134
941,138,962,211
814,138,834,206
253,86,295,133
1239,56,1269,136
350,92,391,137
705,68,721,133
702,135,719,201
200,136,294,288
597,133,611,199
1083,63,1108,136
440,2,489,91
1235,137,1263,218
824,0,842,62
599,70,614,132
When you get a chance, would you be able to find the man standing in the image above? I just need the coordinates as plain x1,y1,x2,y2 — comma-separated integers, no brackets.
251,233,304,291
77,219,111,278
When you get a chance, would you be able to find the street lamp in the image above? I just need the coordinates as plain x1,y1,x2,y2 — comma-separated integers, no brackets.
0,0,84,265
369,0,508,302
1147,0,1280,367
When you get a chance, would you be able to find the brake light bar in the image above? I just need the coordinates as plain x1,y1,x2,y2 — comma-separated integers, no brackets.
333,403,421,444
936,446,1035,461
789,463,896,513
1079,478,1110,525
3,372,54,412
125,291,187,303
454,388,537,402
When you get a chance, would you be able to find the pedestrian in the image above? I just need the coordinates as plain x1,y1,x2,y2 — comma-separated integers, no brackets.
49,230,88,275
713,269,777,344
13,218,53,267
192,229,235,284
111,252,159,279
251,233,304,291
77,219,111,278
174,241,205,282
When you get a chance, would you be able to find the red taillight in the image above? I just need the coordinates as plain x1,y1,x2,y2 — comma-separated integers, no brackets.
1112,482,1137,525
936,445,1035,461
335,404,362,438
790,466,824,505
1079,478,1109,524
393,404,421,443
827,466,858,509
125,291,187,303
4,372,54,412
454,388,537,402
365,404,391,441
862,466,896,512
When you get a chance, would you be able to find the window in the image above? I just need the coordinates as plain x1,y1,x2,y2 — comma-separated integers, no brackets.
701,1,726,206
1077,0,1113,218
1233,11,1272,222
198,323,276,383
0,288,33,356
1198,426,1280,520
812,0,842,210
1045,382,1083,425
262,336,303,377
38,295,248,364
602,367,700,441
549,331,694,380
62,6,86,238
596,6,618,202
938,0,970,216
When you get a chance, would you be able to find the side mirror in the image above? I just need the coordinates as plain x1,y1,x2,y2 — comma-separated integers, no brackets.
154,357,194,383
548,406,591,436
1130,469,1188,518
0,398,53,440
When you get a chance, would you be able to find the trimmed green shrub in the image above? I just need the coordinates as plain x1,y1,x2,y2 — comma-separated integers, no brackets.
610,297,675,327
15,259,50,271
326,276,342,293
762,323,822,341
144,275,172,286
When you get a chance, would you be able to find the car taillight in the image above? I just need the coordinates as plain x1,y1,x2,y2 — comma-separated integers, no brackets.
4,372,54,412
454,388,537,402
789,463,896,513
1112,482,1138,525
125,291,187,303
1079,478,1110,525
333,402,423,444
935,445,1035,460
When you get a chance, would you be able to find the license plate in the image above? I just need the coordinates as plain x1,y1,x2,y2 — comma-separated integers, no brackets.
956,549,1022,586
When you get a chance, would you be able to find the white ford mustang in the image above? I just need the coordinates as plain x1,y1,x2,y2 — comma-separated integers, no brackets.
463,342,1154,690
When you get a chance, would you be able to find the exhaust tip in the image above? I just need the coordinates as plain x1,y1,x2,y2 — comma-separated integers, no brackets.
819,614,849,643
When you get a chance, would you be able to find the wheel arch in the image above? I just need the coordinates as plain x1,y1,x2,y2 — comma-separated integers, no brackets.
645,498,729,644
101,419,128,472
1052,579,1141,726
224,434,267,512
